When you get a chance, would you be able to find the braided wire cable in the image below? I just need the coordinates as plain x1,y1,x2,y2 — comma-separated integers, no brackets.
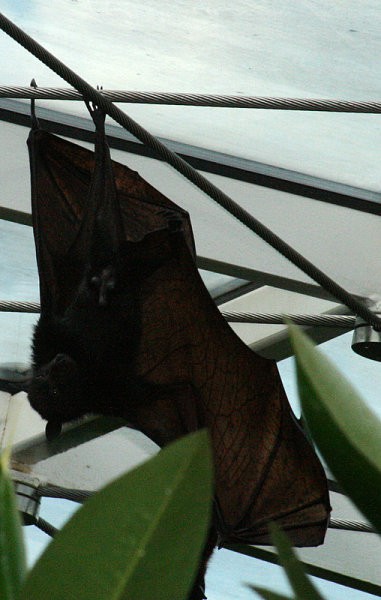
36,517,58,537
329,519,376,534
2,85,381,113
37,485,375,533
0,300,39,313
38,484,93,503
0,299,358,328
222,311,356,327
1,12,380,328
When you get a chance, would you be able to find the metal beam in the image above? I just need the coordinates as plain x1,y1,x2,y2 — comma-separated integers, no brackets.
11,416,126,466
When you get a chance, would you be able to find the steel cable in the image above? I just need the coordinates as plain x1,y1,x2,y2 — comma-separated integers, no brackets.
0,299,357,328
329,519,376,534
2,86,381,113
37,484,376,534
38,484,93,503
0,300,39,313
35,517,58,537
222,311,356,327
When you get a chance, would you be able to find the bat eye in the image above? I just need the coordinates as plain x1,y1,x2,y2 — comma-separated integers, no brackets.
51,387,59,396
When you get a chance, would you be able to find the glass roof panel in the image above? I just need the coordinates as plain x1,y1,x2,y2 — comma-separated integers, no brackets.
1,1,381,189
3,117,381,302
0,216,247,303
279,330,381,420
0,219,38,301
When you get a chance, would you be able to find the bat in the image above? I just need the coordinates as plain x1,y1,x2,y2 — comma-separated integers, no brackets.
27,104,330,599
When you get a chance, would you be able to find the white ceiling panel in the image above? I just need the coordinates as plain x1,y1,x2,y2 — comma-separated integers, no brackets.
1,1,381,187
1,118,380,301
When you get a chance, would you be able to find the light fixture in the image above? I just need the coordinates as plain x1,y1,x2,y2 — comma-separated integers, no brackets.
352,297,381,361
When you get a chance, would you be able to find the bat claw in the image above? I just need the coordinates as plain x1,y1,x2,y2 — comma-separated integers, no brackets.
90,266,116,305
85,97,106,129
30,78,39,129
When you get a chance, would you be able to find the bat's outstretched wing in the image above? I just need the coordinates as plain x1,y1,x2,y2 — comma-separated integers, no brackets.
131,234,330,546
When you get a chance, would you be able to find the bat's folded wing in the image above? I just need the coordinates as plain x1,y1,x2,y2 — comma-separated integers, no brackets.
27,127,195,315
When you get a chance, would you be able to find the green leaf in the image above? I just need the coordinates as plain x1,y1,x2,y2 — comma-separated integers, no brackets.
247,522,325,600
0,454,27,600
20,431,212,600
249,585,294,599
269,524,324,600
289,323,381,533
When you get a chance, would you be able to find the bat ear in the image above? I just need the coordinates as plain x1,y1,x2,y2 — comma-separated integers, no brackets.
50,354,77,380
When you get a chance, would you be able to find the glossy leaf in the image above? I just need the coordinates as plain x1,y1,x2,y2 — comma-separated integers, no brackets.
248,523,325,600
268,524,324,600
0,453,26,600
21,430,212,600
249,585,294,600
289,323,381,533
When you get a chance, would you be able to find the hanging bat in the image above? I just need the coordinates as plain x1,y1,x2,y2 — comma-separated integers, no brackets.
27,104,330,599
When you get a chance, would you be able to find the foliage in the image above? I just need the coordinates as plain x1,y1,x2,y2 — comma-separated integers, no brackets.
0,430,212,600
0,450,26,600
290,324,381,533
250,523,323,600
251,324,381,599
2,325,381,599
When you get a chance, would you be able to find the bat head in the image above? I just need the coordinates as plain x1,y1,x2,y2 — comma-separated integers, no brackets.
28,353,88,424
